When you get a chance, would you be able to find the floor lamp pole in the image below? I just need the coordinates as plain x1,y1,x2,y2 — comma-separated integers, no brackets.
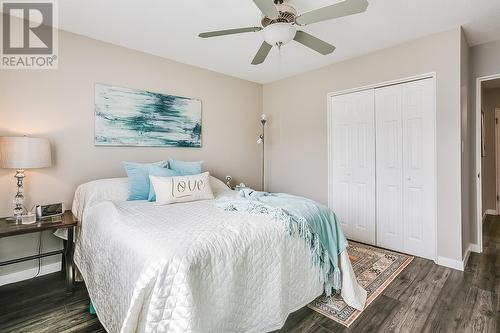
260,117,267,191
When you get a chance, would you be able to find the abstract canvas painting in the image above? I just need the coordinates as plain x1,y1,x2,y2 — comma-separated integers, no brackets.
95,84,202,147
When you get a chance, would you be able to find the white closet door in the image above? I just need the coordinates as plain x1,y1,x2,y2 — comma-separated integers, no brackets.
375,84,404,252
401,78,436,260
331,90,376,245
375,78,436,260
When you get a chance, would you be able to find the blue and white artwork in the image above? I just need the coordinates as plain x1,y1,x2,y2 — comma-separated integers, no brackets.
95,84,202,147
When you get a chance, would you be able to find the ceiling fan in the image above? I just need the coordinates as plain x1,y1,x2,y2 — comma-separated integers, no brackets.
198,0,369,65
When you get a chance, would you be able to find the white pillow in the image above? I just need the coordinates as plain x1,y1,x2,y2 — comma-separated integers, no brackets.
150,172,214,205
209,176,234,197
72,177,129,221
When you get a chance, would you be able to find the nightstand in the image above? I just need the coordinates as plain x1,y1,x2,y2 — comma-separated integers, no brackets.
0,211,78,293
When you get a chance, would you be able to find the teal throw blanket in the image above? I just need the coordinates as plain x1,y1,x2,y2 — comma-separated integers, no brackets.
215,189,347,296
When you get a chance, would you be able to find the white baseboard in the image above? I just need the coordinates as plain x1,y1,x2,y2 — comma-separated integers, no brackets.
437,243,479,271
0,261,61,286
462,245,472,270
469,243,480,253
437,256,464,271
485,209,498,216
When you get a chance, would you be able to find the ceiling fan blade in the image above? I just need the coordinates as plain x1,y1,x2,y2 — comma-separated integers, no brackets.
295,0,369,25
251,42,273,65
199,27,262,38
294,31,335,55
253,0,279,19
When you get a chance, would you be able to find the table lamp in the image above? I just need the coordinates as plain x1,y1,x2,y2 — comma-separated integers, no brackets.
0,136,52,221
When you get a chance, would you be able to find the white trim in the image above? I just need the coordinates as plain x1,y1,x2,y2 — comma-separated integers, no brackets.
327,73,437,262
476,73,500,254
469,243,480,253
462,244,473,269
327,72,436,98
327,92,333,210
459,243,480,271
432,75,439,264
462,252,470,271
485,209,498,216
437,256,465,271
0,260,61,286
483,210,488,220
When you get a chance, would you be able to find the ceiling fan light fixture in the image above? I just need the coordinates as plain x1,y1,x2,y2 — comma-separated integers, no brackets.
262,23,296,46
198,0,368,65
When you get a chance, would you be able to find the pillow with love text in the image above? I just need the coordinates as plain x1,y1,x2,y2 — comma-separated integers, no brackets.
149,172,214,205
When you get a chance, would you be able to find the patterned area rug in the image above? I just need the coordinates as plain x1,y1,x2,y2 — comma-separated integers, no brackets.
308,241,413,327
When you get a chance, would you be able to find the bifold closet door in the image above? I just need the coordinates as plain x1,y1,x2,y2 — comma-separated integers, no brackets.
375,84,404,252
375,78,436,260
400,78,436,260
331,90,376,245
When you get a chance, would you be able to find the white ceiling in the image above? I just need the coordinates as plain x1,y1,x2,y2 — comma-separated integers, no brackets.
56,0,500,83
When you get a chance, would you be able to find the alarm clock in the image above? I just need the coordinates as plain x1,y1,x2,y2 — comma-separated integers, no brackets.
36,203,63,220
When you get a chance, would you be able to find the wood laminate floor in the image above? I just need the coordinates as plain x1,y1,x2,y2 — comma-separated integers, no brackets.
1,216,499,333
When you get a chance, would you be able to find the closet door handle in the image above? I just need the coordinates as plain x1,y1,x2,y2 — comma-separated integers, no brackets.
406,177,411,181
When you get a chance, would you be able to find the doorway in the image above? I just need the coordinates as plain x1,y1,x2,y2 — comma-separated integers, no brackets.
476,74,500,253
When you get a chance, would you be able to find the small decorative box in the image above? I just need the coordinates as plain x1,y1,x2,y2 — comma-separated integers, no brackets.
21,213,37,225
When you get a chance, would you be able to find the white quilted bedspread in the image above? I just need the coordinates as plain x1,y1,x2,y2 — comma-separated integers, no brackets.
74,199,365,333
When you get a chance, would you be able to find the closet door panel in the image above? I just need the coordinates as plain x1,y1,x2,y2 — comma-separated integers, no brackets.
351,96,376,244
375,85,404,252
332,97,352,234
401,78,435,260
331,90,376,245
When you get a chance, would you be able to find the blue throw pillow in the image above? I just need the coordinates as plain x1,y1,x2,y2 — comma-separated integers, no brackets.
123,161,168,200
169,159,203,176
147,165,180,201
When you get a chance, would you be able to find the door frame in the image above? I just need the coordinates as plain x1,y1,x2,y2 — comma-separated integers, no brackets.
475,73,500,254
327,72,437,262
495,108,500,214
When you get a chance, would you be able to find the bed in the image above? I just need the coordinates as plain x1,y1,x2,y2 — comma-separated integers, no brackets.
71,176,366,333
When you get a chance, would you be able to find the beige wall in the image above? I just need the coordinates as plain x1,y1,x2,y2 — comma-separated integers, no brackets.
0,26,262,281
481,88,500,212
470,39,500,245
263,29,463,261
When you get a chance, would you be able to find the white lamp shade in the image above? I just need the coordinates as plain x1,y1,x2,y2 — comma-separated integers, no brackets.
0,137,52,169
